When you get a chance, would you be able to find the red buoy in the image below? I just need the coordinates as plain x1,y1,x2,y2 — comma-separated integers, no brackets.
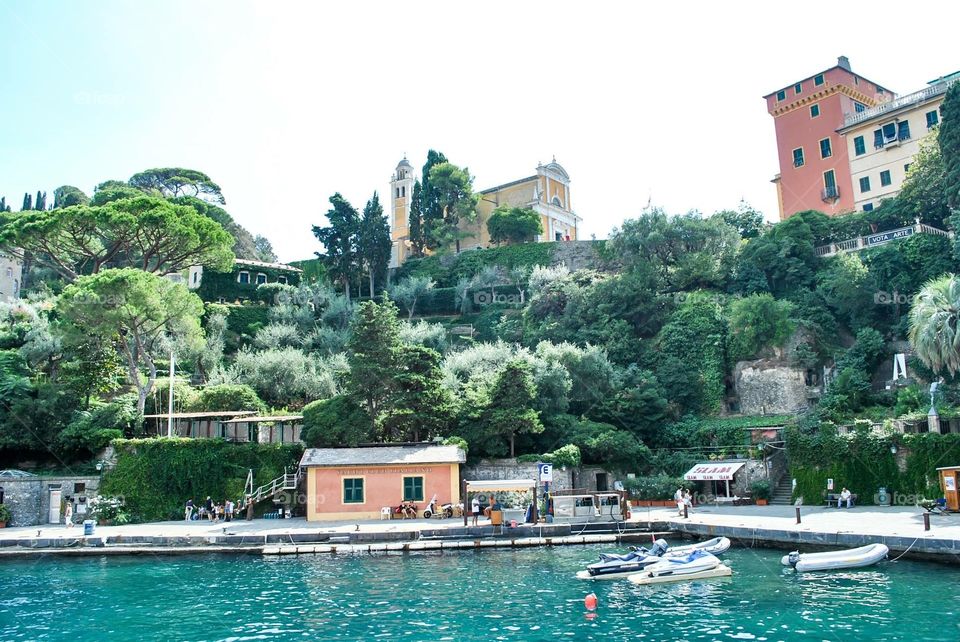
584,593,598,611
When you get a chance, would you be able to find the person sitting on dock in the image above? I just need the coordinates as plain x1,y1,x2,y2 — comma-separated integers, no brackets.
837,487,853,509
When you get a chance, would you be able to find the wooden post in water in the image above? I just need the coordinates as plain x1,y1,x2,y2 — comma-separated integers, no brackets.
461,479,468,527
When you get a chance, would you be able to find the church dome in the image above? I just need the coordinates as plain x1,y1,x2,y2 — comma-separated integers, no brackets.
397,157,412,168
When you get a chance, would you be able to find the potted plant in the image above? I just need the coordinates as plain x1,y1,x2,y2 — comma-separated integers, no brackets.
0,504,11,528
751,480,771,506
89,495,131,526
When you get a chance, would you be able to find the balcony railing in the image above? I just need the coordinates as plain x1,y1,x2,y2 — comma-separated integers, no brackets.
821,185,839,202
843,77,958,127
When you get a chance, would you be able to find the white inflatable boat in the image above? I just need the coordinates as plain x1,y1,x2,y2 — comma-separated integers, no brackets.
780,543,889,572
627,549,732,585
668,536,731,557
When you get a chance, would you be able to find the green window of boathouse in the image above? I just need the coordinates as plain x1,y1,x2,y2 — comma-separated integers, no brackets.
343,478,364,504
403,476,424,502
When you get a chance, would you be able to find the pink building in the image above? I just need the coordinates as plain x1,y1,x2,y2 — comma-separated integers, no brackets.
765,57,894,220
301,444,465,521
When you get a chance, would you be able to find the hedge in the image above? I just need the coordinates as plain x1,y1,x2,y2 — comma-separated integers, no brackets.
225,304,271,338
196,266,302,303
785,426,960,504
100,438,303,522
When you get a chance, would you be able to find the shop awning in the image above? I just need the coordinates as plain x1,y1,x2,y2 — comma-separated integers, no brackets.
465,479,535,492
683,462,746,481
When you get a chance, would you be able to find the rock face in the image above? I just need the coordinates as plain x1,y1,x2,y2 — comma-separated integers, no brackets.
734,360,812,415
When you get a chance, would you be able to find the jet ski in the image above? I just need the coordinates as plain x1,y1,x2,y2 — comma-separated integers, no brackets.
628,549,732,585
577,539,670,580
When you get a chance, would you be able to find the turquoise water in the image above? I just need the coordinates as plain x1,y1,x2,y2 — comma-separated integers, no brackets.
0,546,957,641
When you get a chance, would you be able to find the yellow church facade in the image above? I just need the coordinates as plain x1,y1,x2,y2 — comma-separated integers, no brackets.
388,157,582,267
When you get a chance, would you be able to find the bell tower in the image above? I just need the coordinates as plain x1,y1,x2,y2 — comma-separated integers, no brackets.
389,156,415,266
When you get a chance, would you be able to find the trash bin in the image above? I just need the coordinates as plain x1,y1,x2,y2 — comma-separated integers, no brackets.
83,520,95,536
490,510,503,526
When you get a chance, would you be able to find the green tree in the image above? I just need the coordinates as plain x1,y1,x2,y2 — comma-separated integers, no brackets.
312,193,360,301
487,206,543,244
899,133,949,227
408,180,426,257
170,195,262,261
21,193,31,211
0,197,9,213
52,185,89,209
389,275,435,320
253,235,277,262
909,274,960,375
726,293,796,362
187,384,266,413
940,82,960,212
35,191,46,210
128,167,225,204
357,192,392,297
716,201,765,239
483,359,543,457
425,161,478,251
57,268,205,414
0,196,235,281
301,395,370,447
419,150,448,249
90,180,145,206
383,344,453,441
347,298,402,431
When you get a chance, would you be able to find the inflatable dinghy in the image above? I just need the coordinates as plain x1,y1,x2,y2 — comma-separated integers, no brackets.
780,543,889,572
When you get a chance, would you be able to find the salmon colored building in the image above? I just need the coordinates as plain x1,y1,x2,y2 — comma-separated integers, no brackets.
764,56,894,220
300,444,465,521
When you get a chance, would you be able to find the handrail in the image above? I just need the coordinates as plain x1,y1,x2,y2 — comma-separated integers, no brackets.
842,77,957,128
241,467,302,508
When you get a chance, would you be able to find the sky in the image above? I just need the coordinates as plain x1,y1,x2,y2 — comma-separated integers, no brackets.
2,1,959,262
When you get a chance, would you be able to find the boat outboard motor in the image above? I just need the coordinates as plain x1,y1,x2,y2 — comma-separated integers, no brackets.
649,539,669,556
787,551,801,567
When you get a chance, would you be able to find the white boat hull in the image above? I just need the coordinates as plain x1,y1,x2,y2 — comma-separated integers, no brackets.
781,543,889,572
628,565,732,586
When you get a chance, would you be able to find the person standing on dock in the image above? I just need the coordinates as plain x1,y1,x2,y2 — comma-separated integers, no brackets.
471,496,480,526
225,500,233,522
185,499,194,521
64,499,73,528
674,488,684,516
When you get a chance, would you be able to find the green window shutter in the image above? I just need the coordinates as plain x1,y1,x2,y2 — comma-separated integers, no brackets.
776,90,786,101
880,170,891,187
854,136,865,156
814,74,824,86
810,104,820,117
820,139,832,158
403,477,424,502
344,478,364,504
860,177,871,193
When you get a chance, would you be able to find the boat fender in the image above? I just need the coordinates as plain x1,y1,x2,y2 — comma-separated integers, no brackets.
787,551,801,567
584,593,598,611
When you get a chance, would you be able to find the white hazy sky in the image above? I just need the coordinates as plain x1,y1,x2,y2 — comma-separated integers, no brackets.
2,2,958,262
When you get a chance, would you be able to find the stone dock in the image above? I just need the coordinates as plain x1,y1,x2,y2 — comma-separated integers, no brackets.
0,505,957,563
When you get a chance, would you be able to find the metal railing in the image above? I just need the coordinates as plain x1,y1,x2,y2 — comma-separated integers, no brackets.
242,467,301,508
815,223,952,257
821,186,839,202
843,77,957,127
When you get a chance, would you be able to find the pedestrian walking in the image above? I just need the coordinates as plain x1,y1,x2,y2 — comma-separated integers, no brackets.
64,499,74,528
225,499,234,522
185,499,194,521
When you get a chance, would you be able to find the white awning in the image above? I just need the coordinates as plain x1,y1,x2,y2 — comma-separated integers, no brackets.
683,462,746,481
465,479,536,492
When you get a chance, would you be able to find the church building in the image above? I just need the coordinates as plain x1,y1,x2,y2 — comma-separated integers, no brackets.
388,157,582,267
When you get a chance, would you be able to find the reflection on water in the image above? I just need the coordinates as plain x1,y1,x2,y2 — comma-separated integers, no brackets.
0,546,956,641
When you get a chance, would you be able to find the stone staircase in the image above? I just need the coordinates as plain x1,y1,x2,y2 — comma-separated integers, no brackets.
769,475,794,505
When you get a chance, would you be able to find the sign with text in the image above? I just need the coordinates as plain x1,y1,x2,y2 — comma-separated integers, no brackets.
865,226,914,247
537,463,553,483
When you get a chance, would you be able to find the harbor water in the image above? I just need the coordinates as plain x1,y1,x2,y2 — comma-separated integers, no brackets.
0,546,956,641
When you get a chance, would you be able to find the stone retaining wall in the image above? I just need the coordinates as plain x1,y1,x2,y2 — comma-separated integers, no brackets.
0,476,100,527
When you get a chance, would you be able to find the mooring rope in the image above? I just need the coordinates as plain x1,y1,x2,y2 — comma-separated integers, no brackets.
888,537,920,562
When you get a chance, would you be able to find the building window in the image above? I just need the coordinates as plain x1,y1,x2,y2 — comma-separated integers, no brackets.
4,268,11,277
874,129,884,149
395,188,400,199
814,74,824,86
256,273,267,285
776,89,785,101
880,170,892,187
855,102,866,113
402,476,424,502
795,83,802,95
897,121,911,141
823,170,837,198
237,271,250,284
904,163,911,174
859,176,871,193
819,138,832,159
927,110,940,128
401,186,406,198
278,276,288,285
192,271,199,284
854,136,866,156
810,104,820,118
343,478,364,504
863,203,874,212
792,148,804,168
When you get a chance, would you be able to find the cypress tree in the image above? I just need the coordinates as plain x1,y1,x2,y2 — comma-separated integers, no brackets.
0,197,9,213
22,193,32,211
940,82,960,211
35,190,45,210
408,180,425,257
